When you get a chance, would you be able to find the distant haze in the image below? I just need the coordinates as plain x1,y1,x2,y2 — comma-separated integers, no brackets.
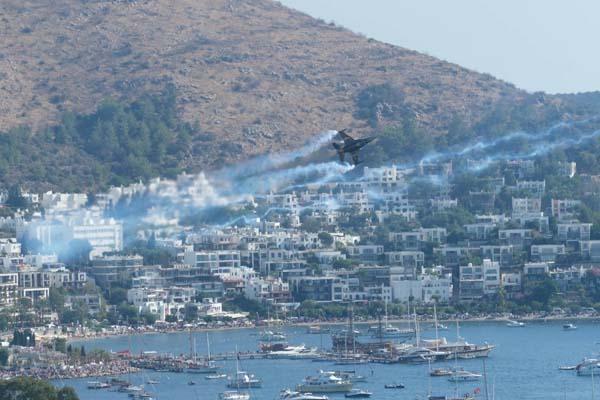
280,0,600,94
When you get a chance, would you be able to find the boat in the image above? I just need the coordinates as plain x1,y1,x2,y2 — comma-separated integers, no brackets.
373,325,415,339
430,367,455,377
320,370,367,383
576,358,600,376
206,373,228,380
437,324,449,331
186,362,220,374
428,396,474,400
394,346,449,363
110,378,129,387
188,381,196,386
447,370,482,382
219,391,250,400
344,389,372,398
421,337,494,359
227,345,262,389
506,320,525,327
118,385,145,394
296,371,353,393
227,371,262,388
307,326,330,335
384,383,405,389
87,381,110,389
563,323,577,330
128,393,154,400
279,389,330,400
186,332,221,374
259,329,287,342
558,365,577,371
372,296,415,339
265,344,321,359
146,380,159,385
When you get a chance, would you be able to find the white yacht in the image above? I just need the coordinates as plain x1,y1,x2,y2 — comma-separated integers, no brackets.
87,381,110,389
563,323,578,331
576,358,600,376
265,344,320,359
259,329,287,342
296,371,353,393
374,325,415,339
421,337,494,359
447,370,482,382
320,370,367,383
227,371,262,388
506,320,525,327
219,391,250,400
118,384,145,394
280,389,329,400
206,373,227,380
307,326,329,335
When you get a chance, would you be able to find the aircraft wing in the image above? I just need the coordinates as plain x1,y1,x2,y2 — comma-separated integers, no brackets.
338,129,355,144
351,151,360,165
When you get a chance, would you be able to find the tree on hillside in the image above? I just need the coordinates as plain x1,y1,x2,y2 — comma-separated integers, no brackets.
0,377,79,400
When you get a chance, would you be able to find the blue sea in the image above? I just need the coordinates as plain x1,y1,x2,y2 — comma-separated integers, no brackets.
62,320,600,399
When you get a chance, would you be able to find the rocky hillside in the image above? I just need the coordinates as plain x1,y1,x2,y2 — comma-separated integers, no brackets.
2,2,525,152
1,0,596,191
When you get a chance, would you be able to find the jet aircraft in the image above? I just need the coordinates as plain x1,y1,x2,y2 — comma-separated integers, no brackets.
332,129,376,165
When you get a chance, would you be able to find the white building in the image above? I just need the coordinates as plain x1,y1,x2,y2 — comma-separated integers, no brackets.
511,197,541,219
19,214,123,259
459,259,500,300
390,272,452,304
41,192,88,213
183,249,241,273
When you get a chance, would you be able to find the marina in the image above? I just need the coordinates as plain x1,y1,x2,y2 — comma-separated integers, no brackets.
59,319,600,399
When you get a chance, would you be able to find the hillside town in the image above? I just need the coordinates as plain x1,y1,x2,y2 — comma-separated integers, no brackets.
0,154,598,344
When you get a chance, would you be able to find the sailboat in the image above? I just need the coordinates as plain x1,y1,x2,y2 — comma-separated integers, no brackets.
227,347,262,388
221,347,252,400
372,291,414,339
259,307,287,342
186,332,221,374
335,304,368,365
421,320,494,359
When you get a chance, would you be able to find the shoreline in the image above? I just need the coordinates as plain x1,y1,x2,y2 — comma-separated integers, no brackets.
61,314,600,344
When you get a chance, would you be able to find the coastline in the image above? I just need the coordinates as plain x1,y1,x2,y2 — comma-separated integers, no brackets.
60,313,600,344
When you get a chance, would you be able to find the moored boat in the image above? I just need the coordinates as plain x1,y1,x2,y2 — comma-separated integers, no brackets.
320,370,366,383
227,371,262,388
296,371,353,393
563,323,577,331
219,391,250,400
87,381,110,389
206,373,228,380
447,370,482,382
280,388,329,400
384,383,405,389
430,367,455,377
344,389,372,398
576,358,600,376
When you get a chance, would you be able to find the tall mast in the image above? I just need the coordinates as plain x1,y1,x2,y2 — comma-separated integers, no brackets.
483,357,490,400
434,302,439,352
414,306,420,347
235,345,240,390
206,332,211,363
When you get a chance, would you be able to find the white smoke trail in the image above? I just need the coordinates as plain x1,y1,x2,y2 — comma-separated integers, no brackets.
214,130,338,180
421,116,598,165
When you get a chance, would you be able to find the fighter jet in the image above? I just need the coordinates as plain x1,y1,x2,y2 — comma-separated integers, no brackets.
332,129,376,165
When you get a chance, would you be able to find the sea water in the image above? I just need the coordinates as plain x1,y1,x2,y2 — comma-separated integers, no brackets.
64,320,600,399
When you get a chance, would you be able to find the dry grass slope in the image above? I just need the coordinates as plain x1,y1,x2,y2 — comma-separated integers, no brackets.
0,0,526,170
